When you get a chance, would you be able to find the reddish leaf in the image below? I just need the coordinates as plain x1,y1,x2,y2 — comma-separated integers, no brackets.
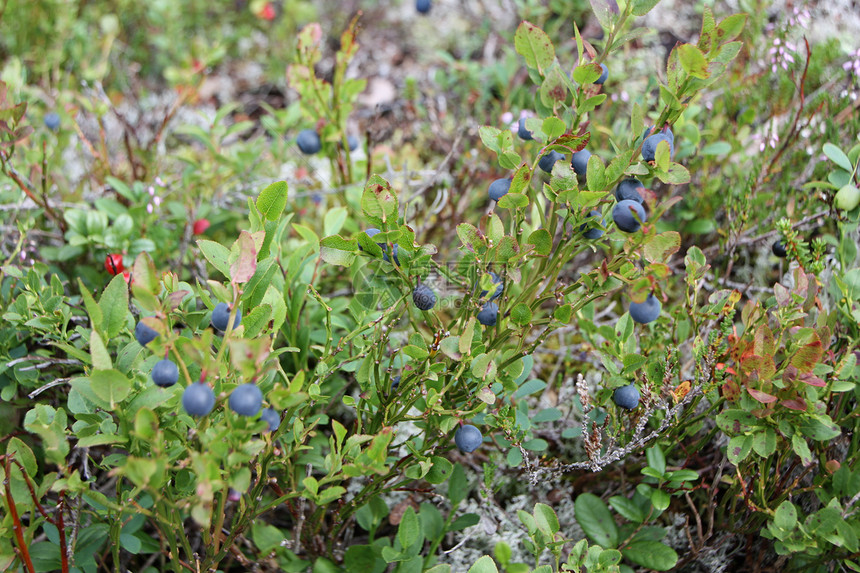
799,373,826,387
781,399,808,411
790,341,823,374
747,388,777,403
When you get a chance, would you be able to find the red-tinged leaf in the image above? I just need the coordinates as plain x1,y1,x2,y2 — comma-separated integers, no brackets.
748,388,777,403
782,365,798,384
553,132,590,153
799,373,826,387
790,341,823,373
753,323,775,358
230,231,258,284
781,399,807,411
167,290,191,311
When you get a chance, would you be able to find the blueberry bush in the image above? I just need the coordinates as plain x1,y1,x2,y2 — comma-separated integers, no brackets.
1,1,859,572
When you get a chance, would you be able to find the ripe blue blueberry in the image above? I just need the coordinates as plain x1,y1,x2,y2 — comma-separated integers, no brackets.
229,383,263,417
538,151,565,174
182,383,216,416
517,117,533,141
640,125,674,144
571,149,591,176
580,210,605,239
347,135,359,151
629,294,661,324
488,178,511,201
612,200,647,233
613,384,640,410
44,112,60,131
772,240,787,258
416,0,431,13
614,178,645,203
152,358,179,388
296,129,321,155
212,302,241,332
595,63,609,85
454,424,483,453
260,408,281,432
479,272,504,300
413,284,436,311
641,133,674,162
391,375,401,391
135,320,159,346
477,302,499,326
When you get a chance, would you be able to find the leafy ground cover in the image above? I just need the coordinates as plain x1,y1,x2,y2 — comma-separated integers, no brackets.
1,1,859,572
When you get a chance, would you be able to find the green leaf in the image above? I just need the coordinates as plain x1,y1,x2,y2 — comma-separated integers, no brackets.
542,117,566,140
132,251,158,294
646,445,666,475
792,434,813,466
361,175,399,226
622,541,678,571
197,239,232,278
497,193,529,209
510,303,532,326
609,496,645,523
534,503,560,535
425,457,454,484
575,493,618,548
700,142,732,156
643,232,681,263
527,229,552,256
514,21,555,74
716,13,747,42
572,62,603,85
798,415,841,441
632,0,660,16
252,521,285,553
540,64,568,106
752,428,777,457
678,44,709,79
448,463,468,507
89,330,112,371
398,507,419,549
588,0,617,30
773,500,797,531
319,235,357,266
468,556,499,573
824,143,854,173
727,435,753,465
89,369,132,409
256,181,289,221
650,489,670,511
586,153,606,192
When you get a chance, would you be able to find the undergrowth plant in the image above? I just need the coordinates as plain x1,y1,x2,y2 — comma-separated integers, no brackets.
0,1,859,572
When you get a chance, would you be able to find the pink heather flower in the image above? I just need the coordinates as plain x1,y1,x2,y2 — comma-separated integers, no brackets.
155,177,165,186
147,186,155,196
500,111,513,125
153,196,162,207
146,203,153,214
788,6,811,29
844,49,860,78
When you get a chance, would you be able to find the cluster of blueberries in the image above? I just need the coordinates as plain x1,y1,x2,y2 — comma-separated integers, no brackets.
135,302,280,431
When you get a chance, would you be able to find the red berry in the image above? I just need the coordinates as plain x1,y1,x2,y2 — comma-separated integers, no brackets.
193,218,210,235
259,3,276,20
104,254,124,275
